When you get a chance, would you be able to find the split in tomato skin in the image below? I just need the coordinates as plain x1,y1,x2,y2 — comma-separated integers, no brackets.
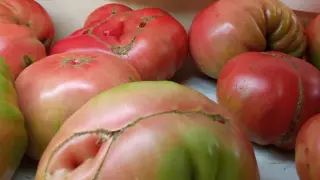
49,3,188,81
35,81,260,180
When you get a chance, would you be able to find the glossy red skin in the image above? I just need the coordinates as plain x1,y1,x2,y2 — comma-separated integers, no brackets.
217,51,320,150
0,24,46,79
296,114,320,180
15,51,141,160
35,81,259,180
306,15,320,69
50,4,188,81
189,0,307,79
0,0,54,49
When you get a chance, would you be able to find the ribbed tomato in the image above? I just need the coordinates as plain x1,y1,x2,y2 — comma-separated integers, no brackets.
15,51,141,160
189,0,307,79
217,51,320,150
49,3,188,81
35,81,259,180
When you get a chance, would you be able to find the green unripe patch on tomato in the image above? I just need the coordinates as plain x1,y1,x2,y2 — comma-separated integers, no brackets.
0,99,27,165
157,126,239,180
0,56,14,81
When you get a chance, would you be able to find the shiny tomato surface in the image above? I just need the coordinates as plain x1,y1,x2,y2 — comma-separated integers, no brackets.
36,81,259,180
217,51,320,149
15,51,141,160
50,3,188,81
189,0,307,79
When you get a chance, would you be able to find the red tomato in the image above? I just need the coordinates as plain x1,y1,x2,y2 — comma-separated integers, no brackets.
0,24,46,79
189,0,307,79
0,0,55,49
217,51,320,150
49,4,188,81
35,81,259,180
15,51,141,160
305,15,320,69
296,114,320,180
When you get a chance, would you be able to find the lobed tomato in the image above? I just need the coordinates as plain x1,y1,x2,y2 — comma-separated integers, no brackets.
217,51,320,150
189,0,307,79
35,81,260,180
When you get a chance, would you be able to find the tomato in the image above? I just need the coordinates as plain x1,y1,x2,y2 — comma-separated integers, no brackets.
189,0,307,79
217,51,320,150
35,81,259,180
296,114,320,180
0,57,27,180
15,51,141,160
305,15,320,69
0,0,55,49
49,3,188,81
0,24,46,79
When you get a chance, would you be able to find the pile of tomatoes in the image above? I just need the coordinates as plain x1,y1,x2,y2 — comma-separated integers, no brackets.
0,0,320,180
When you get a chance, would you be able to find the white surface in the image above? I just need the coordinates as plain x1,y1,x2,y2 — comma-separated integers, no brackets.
13,0,300,179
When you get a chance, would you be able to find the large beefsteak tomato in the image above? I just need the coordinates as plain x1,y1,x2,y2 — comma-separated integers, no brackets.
189,0,307,79
15,51,141,160
217,51,320,150
0,0,55,49
35,81,259,180
306,14,320,69
296,113,320,180
49,3,188,81
0,57,27,180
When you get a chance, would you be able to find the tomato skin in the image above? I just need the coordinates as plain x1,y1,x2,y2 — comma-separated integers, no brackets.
0,57,27,180
15,51,141,160
35,81,259,180
217,51,320,149
0,24,46,79
189,0,307,79
296,114,320,180
50,4,188,81
0,0,54,49
306,15,320,69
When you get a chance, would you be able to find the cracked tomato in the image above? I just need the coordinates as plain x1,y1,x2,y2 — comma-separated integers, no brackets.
0,57,27,180
35,81,259,180
189,0,307,79
306,14,320,69
49,3,188,81
296,113,320,180
15,51,141,160
217,52,320,150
